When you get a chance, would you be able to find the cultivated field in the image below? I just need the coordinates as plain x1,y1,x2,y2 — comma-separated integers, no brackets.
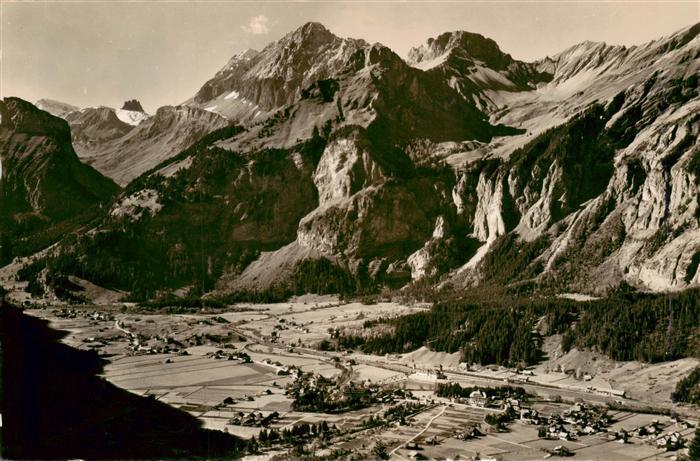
25,297,699,460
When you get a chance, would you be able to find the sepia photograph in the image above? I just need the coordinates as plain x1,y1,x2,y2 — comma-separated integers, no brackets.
0,0,699,459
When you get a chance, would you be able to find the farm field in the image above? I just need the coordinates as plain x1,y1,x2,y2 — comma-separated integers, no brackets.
25,298,699,460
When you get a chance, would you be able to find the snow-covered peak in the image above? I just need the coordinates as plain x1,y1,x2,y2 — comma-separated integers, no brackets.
35,98,80,118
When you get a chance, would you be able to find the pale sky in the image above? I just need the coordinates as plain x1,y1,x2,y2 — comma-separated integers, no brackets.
1,1,697,113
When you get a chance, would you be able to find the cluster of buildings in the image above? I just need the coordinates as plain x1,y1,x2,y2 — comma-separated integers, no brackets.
403,446,499,461
610,420,688,451
261,358,294,375
536,403,613,441
444,389,523,412
653,431,685,451
412,369,448,382
227,410,280,427
270,318,312,344
125,332,182,355
454,425,485,441
53,308,114,322
205,349,252,362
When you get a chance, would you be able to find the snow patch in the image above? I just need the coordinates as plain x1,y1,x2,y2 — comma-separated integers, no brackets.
557,293,600,302
224,90,240,100
468,64,517,89
110,189,162,221
410,52,449,71
115,109,148,126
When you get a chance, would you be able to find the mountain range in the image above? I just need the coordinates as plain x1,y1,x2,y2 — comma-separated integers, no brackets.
1,21,698,302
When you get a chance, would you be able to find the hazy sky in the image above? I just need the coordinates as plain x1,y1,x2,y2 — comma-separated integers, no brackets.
1,1,697,113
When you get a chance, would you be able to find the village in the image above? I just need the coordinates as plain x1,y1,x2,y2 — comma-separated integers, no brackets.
24,298,699,460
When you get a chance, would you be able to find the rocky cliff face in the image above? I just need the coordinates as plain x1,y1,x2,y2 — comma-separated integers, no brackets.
63,23,513,187
0,98,119,264
0,98,118,220
121,99,145,112
4,22,699,299
41,126,322,298
187,22,515,144
408,31,553,112
66,106,134,146
189,23,368,120
444,24,700,293
70,105,229,186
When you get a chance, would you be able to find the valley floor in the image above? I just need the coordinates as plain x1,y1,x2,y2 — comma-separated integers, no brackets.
19,296,699,460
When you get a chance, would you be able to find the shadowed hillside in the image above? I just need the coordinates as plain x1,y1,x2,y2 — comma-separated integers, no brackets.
0,302,247,459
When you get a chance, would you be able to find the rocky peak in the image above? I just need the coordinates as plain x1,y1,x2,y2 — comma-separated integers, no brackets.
121,99,145,112
35,99,80,118
664,22,699,51
217,49,260,74
0,98,119,225
537,40,635,86
152,105,226,125
1,97,72,142
192,22,368,113
66,106,128,128
231,48,260,62
287,21,334,41
407,31,552,111
233,48,259,62
64,106,133,149
365,43,404,68
540,23,699,85
408,31,514,70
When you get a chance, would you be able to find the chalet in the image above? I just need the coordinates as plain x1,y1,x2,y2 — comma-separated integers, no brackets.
616,431,629,443
551,445,573,457
424,435,439,445
469,390,488,407
559,431,572,441
506,398,521,411
567,403,583,414
582,425,597,434
548,424,572,441
656,432,683,451
520,408,539,424
456,425,484,440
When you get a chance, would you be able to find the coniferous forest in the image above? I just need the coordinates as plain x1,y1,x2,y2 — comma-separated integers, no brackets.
332,287,700,367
